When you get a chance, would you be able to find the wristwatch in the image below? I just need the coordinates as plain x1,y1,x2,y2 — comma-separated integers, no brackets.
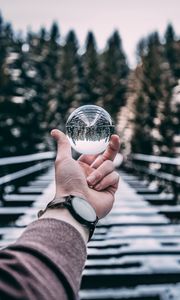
38,195,98,241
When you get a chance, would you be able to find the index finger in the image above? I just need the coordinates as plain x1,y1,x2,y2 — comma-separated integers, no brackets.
78,154,99,165
91,134,120,169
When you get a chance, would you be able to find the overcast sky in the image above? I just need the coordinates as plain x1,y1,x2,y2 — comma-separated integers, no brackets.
1,0,180,66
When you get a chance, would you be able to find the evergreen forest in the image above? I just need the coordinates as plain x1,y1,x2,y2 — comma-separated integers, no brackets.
0,14,179,158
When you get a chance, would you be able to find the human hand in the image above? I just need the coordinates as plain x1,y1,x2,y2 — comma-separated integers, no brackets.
51,129,120,219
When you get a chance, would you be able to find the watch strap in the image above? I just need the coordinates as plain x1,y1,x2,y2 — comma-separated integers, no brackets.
38,197,66,218
38,196,98,241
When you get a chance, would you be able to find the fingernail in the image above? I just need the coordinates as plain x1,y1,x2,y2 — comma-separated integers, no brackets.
87,174,96,185
51,129,57,137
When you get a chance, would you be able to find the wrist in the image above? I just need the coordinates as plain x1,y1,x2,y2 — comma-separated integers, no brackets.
55,191,90,202
40,207,89,243
38,194,98,243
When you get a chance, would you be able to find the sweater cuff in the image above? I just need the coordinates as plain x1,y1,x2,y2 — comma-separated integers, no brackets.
15,218,87,295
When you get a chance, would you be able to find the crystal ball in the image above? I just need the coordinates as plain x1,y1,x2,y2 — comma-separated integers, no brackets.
66,105,114,154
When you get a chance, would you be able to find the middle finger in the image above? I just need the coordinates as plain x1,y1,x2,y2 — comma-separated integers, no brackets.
87,160,114,186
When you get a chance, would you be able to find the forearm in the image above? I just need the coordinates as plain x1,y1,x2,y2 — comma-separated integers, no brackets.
0,219,87,300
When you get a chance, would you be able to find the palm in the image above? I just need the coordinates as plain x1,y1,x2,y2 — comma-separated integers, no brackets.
52,129,120,220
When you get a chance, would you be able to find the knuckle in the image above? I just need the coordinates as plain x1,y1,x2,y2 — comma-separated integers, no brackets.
99,154,106,163
55,157,69,168
95,170,103,180
105,159,114,169
55,158,60,165
100,160,114,174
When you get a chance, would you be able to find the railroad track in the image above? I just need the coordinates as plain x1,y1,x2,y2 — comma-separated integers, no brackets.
0,153,180,299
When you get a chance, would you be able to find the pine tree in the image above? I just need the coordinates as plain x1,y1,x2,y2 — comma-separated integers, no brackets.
100,30,129,124
131,32,175,155
27,27,58,152
0,15,7,95
131,66,154,154
164,24,180,80
157,78,179,157
5,34,47,155
56,30,87,130
146,33,175,156
0,14,19,156
82,31,101,105
47,22,60,80
171,81,180,157
0,14,14,97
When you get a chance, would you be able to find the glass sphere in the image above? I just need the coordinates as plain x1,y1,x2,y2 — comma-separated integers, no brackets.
66,105,114,154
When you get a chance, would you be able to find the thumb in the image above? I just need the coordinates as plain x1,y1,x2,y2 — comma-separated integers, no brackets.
51,129,72,160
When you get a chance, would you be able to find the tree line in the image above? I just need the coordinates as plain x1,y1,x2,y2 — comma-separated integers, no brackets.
130,25,180,157
0,13,179,158
0,13,129,156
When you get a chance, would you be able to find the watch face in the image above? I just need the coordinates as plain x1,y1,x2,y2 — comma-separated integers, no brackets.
72,197,96,223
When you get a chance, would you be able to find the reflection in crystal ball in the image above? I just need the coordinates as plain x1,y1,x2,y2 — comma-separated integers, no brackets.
66,105,114,154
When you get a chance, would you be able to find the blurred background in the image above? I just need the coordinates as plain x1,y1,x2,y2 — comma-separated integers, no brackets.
0,1,180,299
0,0,179,158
